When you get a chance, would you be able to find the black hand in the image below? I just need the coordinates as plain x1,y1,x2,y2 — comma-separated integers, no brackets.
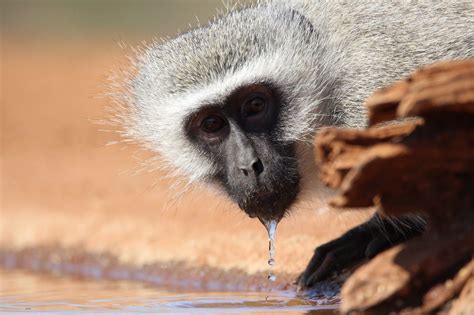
297,213,425,291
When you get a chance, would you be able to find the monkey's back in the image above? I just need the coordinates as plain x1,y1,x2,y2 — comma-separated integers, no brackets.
279,0,474,127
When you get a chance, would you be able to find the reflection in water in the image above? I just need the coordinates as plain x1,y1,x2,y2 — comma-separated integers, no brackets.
0,269,337,314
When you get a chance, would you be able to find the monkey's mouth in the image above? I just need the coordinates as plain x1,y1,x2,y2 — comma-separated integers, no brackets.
237,181,300,223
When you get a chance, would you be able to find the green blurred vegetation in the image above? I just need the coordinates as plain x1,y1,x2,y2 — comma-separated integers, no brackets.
1,0,229,41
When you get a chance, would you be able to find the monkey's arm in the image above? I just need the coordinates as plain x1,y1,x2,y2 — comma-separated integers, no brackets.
297,213,425,290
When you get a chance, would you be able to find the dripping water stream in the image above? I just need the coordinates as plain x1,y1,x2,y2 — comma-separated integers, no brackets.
264,220,278,282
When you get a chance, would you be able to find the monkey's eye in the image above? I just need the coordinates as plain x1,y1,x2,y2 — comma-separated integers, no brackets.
200,115,226,133
242,97,266,118
187,110,229,145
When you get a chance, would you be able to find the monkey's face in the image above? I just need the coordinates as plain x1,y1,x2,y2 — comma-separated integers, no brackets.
185,83,300,222
125,4,337,224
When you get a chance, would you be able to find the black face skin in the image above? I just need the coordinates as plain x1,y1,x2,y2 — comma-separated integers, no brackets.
186,83,300,223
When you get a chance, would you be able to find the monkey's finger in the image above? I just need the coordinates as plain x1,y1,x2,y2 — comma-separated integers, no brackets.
304,243,367,288
303,252,337,288
297,248,328,290
297,232,362,290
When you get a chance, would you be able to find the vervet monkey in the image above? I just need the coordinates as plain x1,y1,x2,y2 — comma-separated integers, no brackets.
118,0,473,289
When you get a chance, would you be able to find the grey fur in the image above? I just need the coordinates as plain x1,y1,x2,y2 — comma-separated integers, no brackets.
118,0,473,199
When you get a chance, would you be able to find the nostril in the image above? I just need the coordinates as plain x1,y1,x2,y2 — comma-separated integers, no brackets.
239,158,263,177
252,158,264,176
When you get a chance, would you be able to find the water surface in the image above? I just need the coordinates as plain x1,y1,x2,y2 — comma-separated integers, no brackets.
0,269,337,314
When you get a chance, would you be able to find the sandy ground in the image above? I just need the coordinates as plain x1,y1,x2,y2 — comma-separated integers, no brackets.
0,39,370,289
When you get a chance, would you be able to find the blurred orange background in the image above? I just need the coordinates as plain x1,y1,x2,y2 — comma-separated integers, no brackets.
0,0,368,290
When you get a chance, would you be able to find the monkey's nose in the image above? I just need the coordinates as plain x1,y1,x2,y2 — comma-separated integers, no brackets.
240,158,264,177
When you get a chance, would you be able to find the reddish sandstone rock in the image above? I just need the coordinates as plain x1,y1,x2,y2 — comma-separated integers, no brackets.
368,59,474,125
315,59,474,314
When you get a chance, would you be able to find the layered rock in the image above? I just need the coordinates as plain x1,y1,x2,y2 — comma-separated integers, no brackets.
315,59,474,314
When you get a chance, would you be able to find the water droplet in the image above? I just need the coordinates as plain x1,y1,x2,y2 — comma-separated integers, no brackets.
268,258,275,266
268,273,276,281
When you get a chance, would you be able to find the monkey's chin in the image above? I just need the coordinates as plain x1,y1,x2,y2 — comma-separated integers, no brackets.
241,205,283,222
239,198,294,226
238,190,297,224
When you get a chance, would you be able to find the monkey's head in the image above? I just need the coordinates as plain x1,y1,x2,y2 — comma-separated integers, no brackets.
122,3,339,223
